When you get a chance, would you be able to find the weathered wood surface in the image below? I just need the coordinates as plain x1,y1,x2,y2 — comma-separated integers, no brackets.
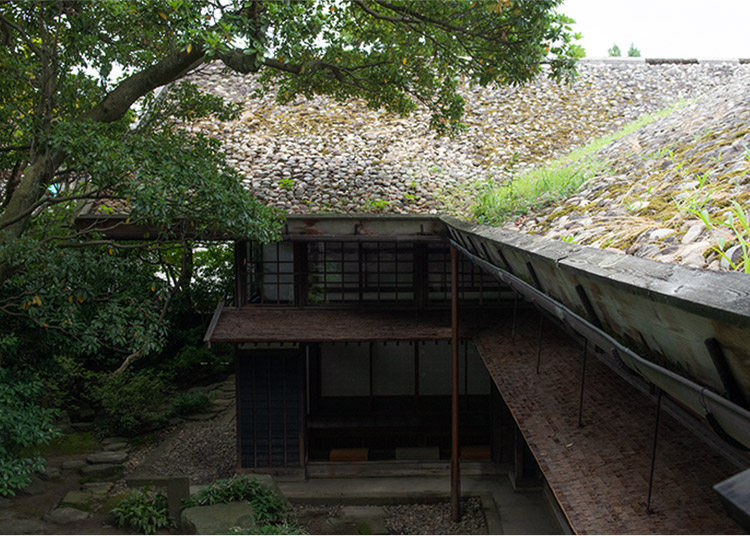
443,216,750,404
715,467,750,532
283,214,445,240
207,307,504,343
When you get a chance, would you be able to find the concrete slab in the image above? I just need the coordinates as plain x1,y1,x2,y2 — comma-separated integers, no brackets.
277,475,562,534
324,506,388,535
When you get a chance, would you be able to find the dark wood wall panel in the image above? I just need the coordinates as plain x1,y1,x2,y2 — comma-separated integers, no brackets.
238,351,301,468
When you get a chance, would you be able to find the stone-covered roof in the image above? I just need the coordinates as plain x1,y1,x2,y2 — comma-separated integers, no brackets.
184,59,750,271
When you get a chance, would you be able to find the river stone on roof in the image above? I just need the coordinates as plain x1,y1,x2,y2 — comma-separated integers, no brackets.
183,59,750,271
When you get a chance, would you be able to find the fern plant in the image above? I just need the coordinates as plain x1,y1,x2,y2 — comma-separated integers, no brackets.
185,475,290,526
110,488,176,535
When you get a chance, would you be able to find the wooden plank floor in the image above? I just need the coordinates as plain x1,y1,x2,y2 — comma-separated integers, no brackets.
474,309,744,535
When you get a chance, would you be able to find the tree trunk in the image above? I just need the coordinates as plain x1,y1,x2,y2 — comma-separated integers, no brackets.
0,150,65,283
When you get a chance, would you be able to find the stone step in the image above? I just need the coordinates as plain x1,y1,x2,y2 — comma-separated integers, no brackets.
102,436,128,446
61,460,87,471
87,450,128,464
81,482,113,499
79,463,123,480
61,490,97,510
44,507,91,524
103,442,129,452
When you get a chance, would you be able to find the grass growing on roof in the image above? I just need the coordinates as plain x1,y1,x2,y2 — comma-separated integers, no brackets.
471,100,689,225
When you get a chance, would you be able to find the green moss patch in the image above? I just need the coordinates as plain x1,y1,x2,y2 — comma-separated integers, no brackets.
41,432,100,456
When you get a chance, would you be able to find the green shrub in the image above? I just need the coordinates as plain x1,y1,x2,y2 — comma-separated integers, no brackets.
110,487,176,535
92,372,174,437
185,475,290,526
170,391,211,416
159,344,230,388
0,369,60,496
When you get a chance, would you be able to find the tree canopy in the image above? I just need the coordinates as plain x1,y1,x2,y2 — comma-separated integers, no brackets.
0,0,579,371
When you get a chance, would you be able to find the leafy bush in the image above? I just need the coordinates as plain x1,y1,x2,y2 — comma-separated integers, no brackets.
159,344,230,388
92,372,174,437
110,488,176,534
170,391,211,417
185,475,290,526
0,369,60,496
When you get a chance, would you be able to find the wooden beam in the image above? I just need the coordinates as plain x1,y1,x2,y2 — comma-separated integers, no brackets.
450,244,461,522
202,301,224,348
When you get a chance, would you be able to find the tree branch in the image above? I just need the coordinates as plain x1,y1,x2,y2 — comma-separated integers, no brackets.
80,48,206,124
113,241,192,375
0,12,42,56
0,193,112,232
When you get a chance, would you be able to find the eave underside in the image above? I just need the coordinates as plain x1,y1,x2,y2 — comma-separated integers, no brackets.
475,309,743,535
206,306,502,343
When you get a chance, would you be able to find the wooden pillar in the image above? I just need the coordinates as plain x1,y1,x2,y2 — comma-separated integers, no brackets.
450,244,461,522
234,240,247,307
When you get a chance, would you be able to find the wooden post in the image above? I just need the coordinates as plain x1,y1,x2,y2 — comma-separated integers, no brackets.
450,245,461,522
646,388,663,514
234,240,247,307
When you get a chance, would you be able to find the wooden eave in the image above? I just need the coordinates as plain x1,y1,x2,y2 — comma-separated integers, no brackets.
74,213,447,242
204,306,502,344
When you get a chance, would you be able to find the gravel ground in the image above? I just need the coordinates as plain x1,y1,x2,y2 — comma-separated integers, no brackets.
123,398,488,535
383,498,486,535
292,498,486,535
125,408,237,485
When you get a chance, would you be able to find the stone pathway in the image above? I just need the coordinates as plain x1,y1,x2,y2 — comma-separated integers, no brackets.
42,436,132,526
127,375,237,485
0,432,131,534
0,375,238,534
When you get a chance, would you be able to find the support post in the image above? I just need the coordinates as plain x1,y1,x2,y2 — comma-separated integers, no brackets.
234,240,247,307
646,388,663,514
450,244,461,523
535,311,544,374
578,338,588,428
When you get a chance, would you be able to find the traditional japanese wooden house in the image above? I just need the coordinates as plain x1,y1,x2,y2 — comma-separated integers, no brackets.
78,208,750,532
200,214,750,532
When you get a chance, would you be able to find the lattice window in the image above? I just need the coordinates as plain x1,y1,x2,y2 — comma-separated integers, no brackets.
307,241,415,304
247,242,295,305
426,243,503,305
